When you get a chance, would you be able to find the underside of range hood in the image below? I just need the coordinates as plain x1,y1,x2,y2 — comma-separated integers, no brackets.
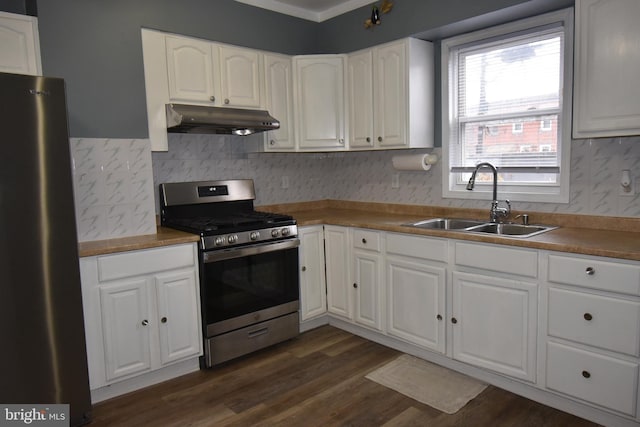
166,103,280,135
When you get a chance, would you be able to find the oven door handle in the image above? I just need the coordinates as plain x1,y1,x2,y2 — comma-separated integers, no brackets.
202,238,300,263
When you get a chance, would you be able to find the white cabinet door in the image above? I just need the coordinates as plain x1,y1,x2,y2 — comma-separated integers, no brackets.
294,55,346,150
573,0,640,138
387,256,446,353
165,35,217,104
0,11,41,75
99,278,152,382
347,49,374,148
452,271,537,382
353,249,383,331
218,45,262,108
264,53,294,151
375,41,406,148
155,269,202,366
298,226,327,321
325,225,351,319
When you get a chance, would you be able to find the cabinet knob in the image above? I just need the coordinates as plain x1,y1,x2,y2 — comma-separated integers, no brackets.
301,266,307,272
362,238,367,244
224,98,230,105
353,283,358,289
436,314,442,321
338,138,345,145
141,319,149,326
585,267,595,276
270,140,276,146
451,317,458,324
583,312,593,321
366,137,371,143
377,136,382,142
209,95,216,102
161,317,167,323
582,370,591,379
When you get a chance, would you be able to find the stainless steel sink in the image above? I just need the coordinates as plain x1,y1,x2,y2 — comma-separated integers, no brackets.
404,218,557,238
406,218,487,230
466,223,557,238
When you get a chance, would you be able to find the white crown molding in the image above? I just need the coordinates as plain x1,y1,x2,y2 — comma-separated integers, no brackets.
235,0,373,22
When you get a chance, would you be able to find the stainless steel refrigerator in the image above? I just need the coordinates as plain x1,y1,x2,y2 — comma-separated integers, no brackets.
0,72,92,425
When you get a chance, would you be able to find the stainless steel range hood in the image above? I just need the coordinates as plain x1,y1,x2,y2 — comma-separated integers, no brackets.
166,103,280,135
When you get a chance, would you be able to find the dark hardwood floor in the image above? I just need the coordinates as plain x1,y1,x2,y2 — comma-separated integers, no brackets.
90,326,600,426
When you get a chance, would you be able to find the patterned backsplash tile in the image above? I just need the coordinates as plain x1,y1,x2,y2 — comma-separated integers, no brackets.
153,134,640,218
70,138,157,242
70,134,640,242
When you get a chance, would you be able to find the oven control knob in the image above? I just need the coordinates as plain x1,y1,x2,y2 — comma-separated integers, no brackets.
214,237,224,246
250,231,260,241
227,234,238,244
281,228,290,236
271,229,280,238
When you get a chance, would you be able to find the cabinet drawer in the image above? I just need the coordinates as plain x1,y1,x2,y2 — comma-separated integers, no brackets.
97,244,196,282
353,229,381,252
455,242,538,278
386,233,448,263
546,342,638,416
548,254,640,295
548,288,640,356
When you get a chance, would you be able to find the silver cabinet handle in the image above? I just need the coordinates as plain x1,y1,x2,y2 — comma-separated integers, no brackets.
586,267,595,276
224,98,230,104
377,136,382,142
338,138,345,145
269,140,276,146
161,317,167,323
141,319,149,326
366,137,371,142
301,266,307,272
209,95,215,102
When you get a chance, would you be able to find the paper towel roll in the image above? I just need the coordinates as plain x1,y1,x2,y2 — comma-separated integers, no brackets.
392,153,438,171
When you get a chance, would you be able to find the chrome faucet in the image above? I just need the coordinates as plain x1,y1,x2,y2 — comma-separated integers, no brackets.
466,162,511,223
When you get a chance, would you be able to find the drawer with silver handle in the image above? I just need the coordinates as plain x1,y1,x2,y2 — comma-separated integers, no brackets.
547,254,640,295
547,287,640,356
546,341,638,416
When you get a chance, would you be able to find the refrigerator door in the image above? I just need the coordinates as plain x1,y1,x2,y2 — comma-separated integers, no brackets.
0,72,92,425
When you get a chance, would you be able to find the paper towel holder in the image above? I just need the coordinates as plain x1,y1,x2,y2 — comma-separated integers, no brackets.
391,153,439,171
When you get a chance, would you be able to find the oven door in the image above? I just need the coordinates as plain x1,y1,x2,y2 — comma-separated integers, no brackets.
201,239,299,337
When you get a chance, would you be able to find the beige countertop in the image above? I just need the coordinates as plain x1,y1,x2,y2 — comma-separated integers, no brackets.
78,200,640,261
78,226,199,257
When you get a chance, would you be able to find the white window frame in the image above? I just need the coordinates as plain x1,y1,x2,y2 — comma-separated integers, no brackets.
441,8,573,203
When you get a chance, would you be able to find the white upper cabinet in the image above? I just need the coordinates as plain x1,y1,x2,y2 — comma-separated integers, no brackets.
293,55,347,150
165,35,263,108
218,45,262,108
0,11,41,75
573,0,640,138
264,53,295,151
348,49,375,148
348,38,434,150
165,35,218,104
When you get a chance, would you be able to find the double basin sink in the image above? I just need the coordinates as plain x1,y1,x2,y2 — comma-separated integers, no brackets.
404,218,557,238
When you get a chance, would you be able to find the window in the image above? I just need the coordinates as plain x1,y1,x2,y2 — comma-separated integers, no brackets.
512,123,523,134
442,8,573,203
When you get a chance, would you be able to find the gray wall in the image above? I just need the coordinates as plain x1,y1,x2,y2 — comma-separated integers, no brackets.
3,0,573,139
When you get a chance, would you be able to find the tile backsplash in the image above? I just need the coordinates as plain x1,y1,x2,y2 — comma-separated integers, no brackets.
153,134,640,218
69,134,639,242
70,138,157,242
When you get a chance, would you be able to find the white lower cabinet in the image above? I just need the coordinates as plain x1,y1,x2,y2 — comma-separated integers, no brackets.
325,225,351,319
385,232,447,353
543,251,640,418
80,243,202,391
352,229,384,331
298,225,327,321
451,271,538,382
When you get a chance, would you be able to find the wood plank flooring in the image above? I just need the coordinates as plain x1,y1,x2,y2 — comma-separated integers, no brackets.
90,326,600,426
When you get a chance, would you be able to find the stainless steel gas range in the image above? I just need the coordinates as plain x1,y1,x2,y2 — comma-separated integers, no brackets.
159,179,299,367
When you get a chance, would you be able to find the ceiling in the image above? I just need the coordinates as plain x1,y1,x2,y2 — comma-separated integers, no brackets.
234,0,373,22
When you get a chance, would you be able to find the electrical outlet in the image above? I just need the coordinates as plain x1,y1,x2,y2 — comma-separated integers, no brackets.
620,179,635,196
392,173,400,189
281,176,289,189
